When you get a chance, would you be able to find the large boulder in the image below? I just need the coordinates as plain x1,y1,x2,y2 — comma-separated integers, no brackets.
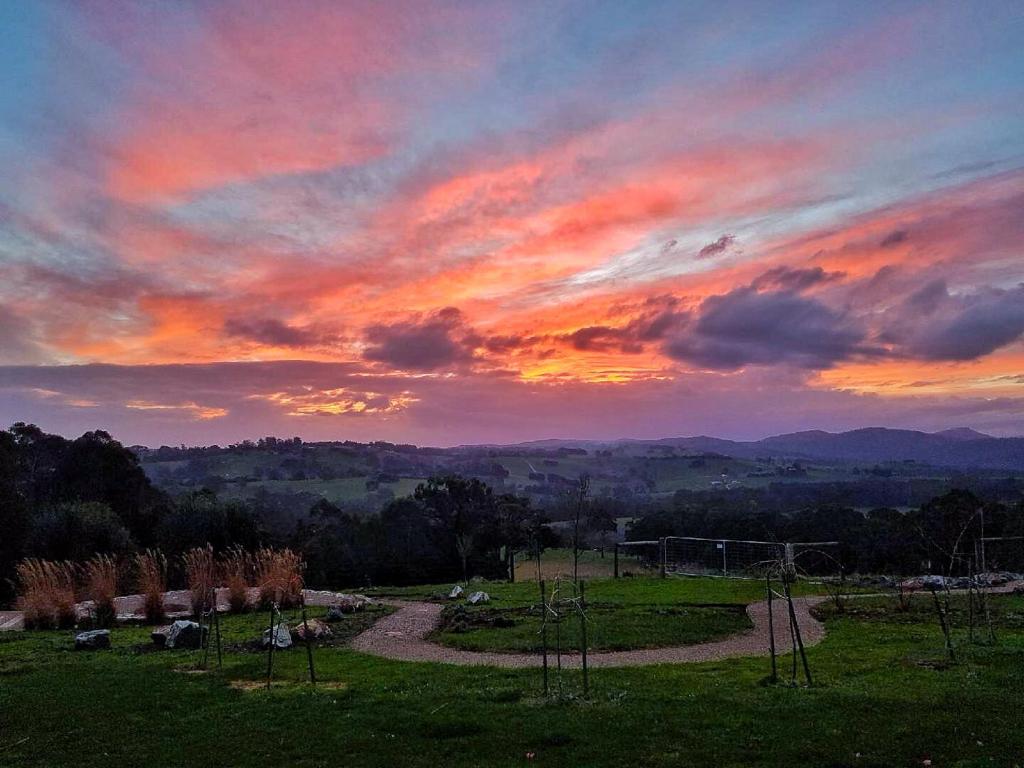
467,591,490,605
291,618,332,641
75,629,111,651
448,585,464,599
262,623,293,649
165,620,208,650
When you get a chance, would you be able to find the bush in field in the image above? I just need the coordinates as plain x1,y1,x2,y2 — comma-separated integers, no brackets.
182,544,217,615
219,546,252,613
83,554,119,628
16,558,77,629
134,549,167,624
254,547,304,608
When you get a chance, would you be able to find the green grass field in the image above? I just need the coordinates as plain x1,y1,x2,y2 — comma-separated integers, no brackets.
2,577,1022,767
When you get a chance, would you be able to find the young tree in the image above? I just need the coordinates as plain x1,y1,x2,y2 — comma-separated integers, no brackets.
569,474,591,582
416,475,494,583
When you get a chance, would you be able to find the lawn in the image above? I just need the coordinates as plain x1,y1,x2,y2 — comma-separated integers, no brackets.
1,577,1022,767
431,602,751,653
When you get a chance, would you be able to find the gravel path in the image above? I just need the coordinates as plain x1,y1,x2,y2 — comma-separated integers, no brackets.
351,595,828,668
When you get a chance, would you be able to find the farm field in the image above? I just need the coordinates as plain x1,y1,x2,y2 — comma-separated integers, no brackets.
2,575,1023,766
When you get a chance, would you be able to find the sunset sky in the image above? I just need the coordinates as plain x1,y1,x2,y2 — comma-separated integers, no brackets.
1,1,1023,446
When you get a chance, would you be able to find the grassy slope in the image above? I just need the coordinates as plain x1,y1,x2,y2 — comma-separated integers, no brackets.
1,579,1022,767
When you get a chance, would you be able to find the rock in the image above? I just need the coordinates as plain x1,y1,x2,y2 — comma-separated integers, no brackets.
291,618,332,641
467,591,490,605
262,623,292,649
325,594,371,619
977,572,1012,587
74,629,111,650
166,619,208,650
151,625,170,647
448,585,464,599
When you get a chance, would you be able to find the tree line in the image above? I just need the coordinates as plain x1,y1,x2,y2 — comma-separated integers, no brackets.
0,424,558,604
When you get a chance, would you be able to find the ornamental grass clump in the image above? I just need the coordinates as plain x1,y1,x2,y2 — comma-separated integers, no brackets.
83,554,119,628
219,546,252,613
182,544,218,615
254,547,304,608
15,559,78,630
134,549,167,624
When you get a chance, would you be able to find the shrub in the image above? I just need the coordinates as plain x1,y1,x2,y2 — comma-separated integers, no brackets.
16,558,78,629
134,549,167,624
253,547,304,608
83,554,119,628
182,544,218,615
219,546,252,613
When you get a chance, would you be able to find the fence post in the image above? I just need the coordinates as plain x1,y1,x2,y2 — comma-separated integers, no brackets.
721,540,727,576
659,538,667,578
782,576,812,685
539,579,548,696
212,601,223,669
766,573,777,683
265,603,277,690
613,543,619,579
579,580,589,698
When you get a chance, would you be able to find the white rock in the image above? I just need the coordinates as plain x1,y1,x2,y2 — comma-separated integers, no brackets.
166,620,207,649
448,585,464,599
467,591,490,605
262,623,293,649
74,629,111,650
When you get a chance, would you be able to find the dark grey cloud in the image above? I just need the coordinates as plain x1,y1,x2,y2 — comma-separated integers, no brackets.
563,326,644,354
909,285,1024,361
752,266,845,292
558,297,689,354
697,234,736,259
363,307,476,371
663,287,865,370
878,279,1024,361
223,317,338,348
880,229,908,247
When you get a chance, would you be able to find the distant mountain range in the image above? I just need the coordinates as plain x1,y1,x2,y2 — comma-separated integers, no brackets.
483,427,1024,471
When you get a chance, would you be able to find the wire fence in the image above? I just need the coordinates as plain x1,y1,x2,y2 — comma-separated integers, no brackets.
615,537,842,579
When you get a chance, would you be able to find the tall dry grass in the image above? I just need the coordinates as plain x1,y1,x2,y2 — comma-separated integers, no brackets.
182,544,218,615
253,547,304,608
219,546,252,613
134,549,167,624
83,554,119,628
16,558,78,629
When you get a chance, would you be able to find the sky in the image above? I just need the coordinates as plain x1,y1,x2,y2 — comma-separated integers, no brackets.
1,0,1023,447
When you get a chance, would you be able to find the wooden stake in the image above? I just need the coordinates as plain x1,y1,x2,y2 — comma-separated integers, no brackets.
265,603,277,690
783,576,812,686
766,574,777,683
212,601,223,669
929,587,956,663
539,579,548,696
579,580,589,697
196,607,207,669
301,603,316,686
